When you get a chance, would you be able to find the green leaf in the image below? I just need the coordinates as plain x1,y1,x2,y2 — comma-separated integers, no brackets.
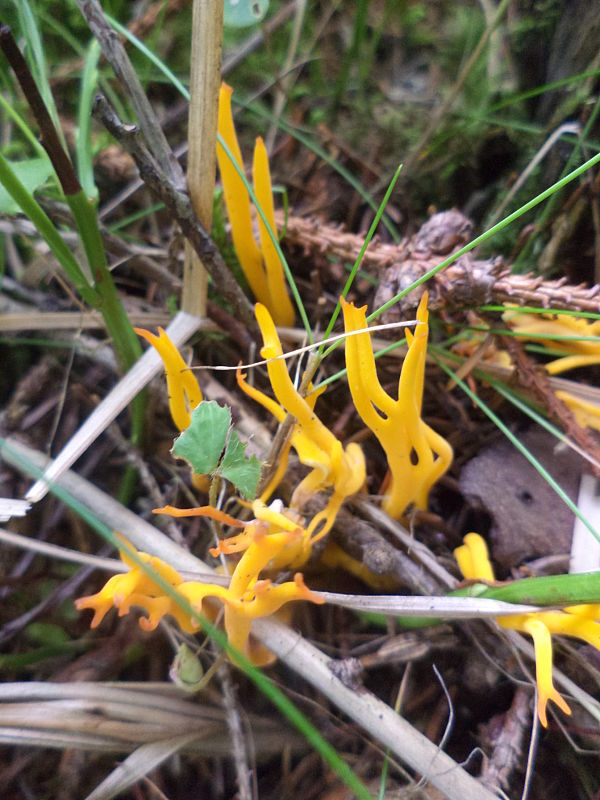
0,158,54,213
219,429,261,500
172,401,231,475
224,0,269,28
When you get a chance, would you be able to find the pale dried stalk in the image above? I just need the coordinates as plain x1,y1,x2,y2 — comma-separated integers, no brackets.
0,311,176,332
0,682,298,759
182,0,224,316
24,311,204,504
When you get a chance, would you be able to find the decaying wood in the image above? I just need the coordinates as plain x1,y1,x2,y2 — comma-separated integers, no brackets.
330,505,441,596
479,687,532,794
280,210,600,316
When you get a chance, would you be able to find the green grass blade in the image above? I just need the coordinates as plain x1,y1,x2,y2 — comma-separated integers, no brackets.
13,0,64,146
0,151,98,306
475,571,600,606
244,103,401,242
514,93,600,270
319,162,403,357
105,13,190,99
488,68,600,114
465,327,600,345
0,93,46,157
479,304,600,321
76,38,101,199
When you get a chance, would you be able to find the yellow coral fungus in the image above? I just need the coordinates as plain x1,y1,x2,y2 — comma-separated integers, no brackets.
217,83,294,325
454,533,600,727
341,292,453,519
239,302,366,543
76,525,324,665
253,136,295,327
75,545,197,633
502,309,600,374
217,83,267,304
135,327,203,431
555,390,600,433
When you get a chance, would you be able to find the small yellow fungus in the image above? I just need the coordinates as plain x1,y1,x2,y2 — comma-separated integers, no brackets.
455,533,600,727
341,292,453,519
555,390,600,433
502,309,600,374
453,532,495,583
239,302,366,543
135,327,202,431
217,83,294,325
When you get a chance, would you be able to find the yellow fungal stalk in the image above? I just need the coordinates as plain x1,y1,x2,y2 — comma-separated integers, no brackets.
135,327,203,431
341,292,453,519
239,302,366,544
502,309,600,375
76,523,323,666
555,390,600,433
217,83,267,304
253,136,295,327
217,83,294,326
455,533,600,727
498,309,600,431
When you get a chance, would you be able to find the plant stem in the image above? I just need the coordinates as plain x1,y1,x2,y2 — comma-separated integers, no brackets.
183,0,223,316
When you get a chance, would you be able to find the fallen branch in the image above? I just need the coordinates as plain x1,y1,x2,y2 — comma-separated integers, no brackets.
281,211,600,315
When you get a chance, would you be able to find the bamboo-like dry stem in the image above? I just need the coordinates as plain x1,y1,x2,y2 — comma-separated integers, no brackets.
182,0,224,316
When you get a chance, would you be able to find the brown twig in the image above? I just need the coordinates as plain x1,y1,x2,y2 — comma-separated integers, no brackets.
0,23,80,196
217,660,253,800
500,333,600,473
92,94,259,336
280,211,600,315
75,0,185,192
479,686,532,794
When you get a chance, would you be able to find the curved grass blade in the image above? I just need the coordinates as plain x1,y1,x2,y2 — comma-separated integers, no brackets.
319,161,403,357
76,38,101,199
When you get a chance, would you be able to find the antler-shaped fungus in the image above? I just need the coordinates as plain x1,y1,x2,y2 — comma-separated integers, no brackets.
341,292,452,519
